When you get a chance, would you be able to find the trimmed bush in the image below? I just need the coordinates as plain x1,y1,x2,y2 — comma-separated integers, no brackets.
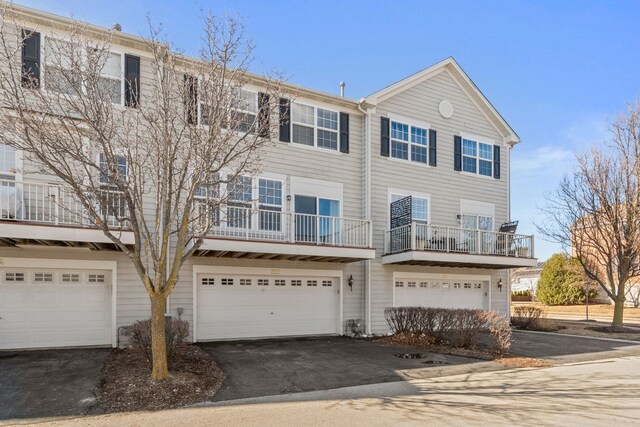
125,318,190,365
536,253,598,305
384,307,511,354
511,306,542,329
511,290,531,297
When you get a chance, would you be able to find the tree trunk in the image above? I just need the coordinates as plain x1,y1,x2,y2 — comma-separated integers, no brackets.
612,297,625,327
150,293,170,380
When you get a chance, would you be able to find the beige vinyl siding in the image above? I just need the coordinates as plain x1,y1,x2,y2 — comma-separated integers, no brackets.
368,69,511,333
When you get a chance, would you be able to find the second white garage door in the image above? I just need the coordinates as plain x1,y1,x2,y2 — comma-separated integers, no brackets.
395,278,487,310
197,272,340,340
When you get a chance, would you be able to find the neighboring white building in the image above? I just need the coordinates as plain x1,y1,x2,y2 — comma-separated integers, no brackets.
511,262,545,293
0,4,537,350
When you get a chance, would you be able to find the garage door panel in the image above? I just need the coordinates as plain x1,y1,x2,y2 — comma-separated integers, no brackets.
197,273,339,341
0,268,112,350
395,278,486,310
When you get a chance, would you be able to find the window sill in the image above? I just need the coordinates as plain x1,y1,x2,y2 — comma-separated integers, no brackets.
287,142,343,156
459,171,496,181
385,156,431,168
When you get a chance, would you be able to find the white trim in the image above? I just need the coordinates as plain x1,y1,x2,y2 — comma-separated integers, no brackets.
387,113,430,131
387,115,431,165
192,265,344,341
381,251,538,268
0,223,135,245
198,238,375,259
0,257,118,348
460,132,495,146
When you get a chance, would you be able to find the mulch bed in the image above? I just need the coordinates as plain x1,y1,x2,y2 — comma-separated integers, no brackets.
375,332,496,361
95,345,225,412
376,332,553,368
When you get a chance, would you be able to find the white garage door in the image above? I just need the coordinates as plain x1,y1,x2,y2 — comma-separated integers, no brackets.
0,268,112,350
395,279,486,310
197,272,340,340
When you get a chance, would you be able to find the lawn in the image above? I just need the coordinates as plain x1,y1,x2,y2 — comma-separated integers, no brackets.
512,302,640,320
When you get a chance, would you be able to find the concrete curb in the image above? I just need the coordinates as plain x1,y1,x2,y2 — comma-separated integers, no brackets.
514,329,640,345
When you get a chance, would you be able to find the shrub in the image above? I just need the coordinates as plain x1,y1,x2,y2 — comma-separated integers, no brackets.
481,311,512,355
125,318,190,365
511,290,531,297
536,253,598,305
511,306,542,329
384,307,511,354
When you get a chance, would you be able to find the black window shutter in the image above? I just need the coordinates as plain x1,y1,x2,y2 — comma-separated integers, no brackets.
380,117,390,157
278,98,290,142
124,55,140,107
184,75,197,125
454,135,462,171
493,145,501,179
258,92,270,137
21,30,40,88
428,129,437,166
339,112,349,153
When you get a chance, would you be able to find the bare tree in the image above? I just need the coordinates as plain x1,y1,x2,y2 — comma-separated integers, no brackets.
0,5,285,379
538,102,640,327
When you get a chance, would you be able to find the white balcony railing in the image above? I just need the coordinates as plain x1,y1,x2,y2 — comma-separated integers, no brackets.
384,223,535,258
203,205,371,248
0,179,127,228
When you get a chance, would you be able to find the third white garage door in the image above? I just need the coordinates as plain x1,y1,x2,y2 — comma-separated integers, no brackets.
197,272,340,340
394,278,487,310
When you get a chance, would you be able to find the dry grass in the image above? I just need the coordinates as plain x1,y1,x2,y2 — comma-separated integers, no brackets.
551,320,640,341
512,302,640,319
495,357,553,368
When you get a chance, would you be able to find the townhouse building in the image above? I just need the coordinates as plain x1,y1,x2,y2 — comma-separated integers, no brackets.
0,4,536,350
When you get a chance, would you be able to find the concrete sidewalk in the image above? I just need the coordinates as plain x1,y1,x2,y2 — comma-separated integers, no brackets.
28,356,640,427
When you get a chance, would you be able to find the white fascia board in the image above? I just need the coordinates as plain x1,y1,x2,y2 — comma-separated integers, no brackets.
0,223,134,245
381,251,538,268
200,238,375,260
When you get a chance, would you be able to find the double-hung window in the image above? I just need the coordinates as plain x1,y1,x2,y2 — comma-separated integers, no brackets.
98,154,128,220
227,175,253,229
462,138,493,177
291,103,339,151
97,52,123,104
391,120,429,164
258,178,282,231
0,144,16,181
44,37,81,96
232,89,258,133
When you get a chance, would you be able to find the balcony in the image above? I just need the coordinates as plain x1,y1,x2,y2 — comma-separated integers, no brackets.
382,223,537,268
196,206,375,262
0,179,133,248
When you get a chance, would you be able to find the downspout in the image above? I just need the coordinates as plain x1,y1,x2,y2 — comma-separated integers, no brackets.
358,99,372,335
507,144,512,319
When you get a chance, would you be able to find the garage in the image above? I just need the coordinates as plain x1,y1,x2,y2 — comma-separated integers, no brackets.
394,275,488,310
0,268,112,350
196,268,341,341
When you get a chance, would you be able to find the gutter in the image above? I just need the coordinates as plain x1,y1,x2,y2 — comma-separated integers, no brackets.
357,98,372,335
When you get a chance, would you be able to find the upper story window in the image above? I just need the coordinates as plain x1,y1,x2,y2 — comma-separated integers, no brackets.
44,37,81,96
98,52,123,104
0,144,16,181
232,89,258,133
291,103,339,151
462,138,493,177
391,120,428,164
99,154,128,186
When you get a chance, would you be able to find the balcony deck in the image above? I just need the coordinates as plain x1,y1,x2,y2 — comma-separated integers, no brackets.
0,180,374,261
382,223,537,269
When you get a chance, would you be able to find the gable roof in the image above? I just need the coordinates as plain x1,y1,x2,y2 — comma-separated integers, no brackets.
365,57,520,146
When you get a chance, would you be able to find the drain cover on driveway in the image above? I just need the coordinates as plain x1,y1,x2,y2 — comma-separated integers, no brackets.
394,353,424,359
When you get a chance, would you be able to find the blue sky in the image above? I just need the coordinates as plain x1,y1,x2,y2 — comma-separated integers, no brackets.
17,0,640,260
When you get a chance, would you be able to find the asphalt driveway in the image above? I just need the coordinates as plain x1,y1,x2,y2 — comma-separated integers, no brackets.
0,348,110,421
200,336,496,402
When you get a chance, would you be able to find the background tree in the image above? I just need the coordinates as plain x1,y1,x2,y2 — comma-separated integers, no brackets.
535,253,597,305
0,5,284,379
538,102,640,327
